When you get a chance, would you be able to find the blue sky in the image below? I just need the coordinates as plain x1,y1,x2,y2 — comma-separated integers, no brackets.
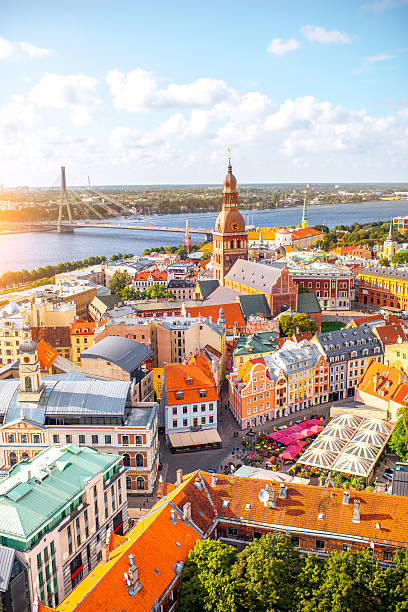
0,0,407,185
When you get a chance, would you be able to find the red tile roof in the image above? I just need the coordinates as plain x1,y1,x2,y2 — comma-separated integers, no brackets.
164,363,218,405
36,339,58,369
375,323,408,348
134,269,167,281
357,360,406,405
185,302,245,330
70,318,96,335
292,227,323,239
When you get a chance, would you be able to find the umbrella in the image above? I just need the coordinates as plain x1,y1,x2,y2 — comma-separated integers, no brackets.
267,432,282,440
279,445,302,460
288,424,305,432
310,425,324,435
299,428,315,437
276,435,296,445
291,430,311,440
289,439,307,449
305,418,324,426
266,456,277,465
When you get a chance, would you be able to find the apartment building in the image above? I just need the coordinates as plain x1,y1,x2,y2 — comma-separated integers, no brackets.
55,265,105,286
167,279,195,301
36,470,408,612
161,358,219,450
359,266,408,310
229,340,329,429
290,264,354,311
0,341,159,494
311,327,383,401
0,444,127,610
70,318,96,363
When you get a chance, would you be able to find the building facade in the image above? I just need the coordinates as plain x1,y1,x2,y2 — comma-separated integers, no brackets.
0,445,127,610
70,318,96,363
291,266,354,311
359,266,408,310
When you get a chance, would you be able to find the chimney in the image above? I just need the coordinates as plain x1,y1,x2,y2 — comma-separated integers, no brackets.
279,483,287,499
127,555,141,593
102,541,110,563
342,491,350,505
211,473,217,488
352,499,361,523
170,509,177,523
183,502,192,522
176,469,183,486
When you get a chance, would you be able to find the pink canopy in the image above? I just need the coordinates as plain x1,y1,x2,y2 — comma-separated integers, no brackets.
279,445,302,460
310,425,324,434
276,435,296,445
288,439,307,449
290,430,310,440
305,418,324,426
267,432,282,440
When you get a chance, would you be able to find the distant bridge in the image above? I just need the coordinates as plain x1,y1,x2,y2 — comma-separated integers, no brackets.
5,220,213,241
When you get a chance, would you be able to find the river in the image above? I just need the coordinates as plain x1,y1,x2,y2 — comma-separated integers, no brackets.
0,199,407,276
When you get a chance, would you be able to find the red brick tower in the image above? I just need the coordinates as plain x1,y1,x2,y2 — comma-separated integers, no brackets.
213,160,248,285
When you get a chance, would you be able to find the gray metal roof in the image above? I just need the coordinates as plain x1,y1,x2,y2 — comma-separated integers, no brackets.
0,372,131,420
238,294,272,320
197,279,219,299
314,326,382,360
81,336,152,373
0,545,15,592
360,266,408,280
225,259,283,292
297,292,322,314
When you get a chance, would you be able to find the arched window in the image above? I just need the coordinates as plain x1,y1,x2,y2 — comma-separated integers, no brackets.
137,477,145,490
25,377,32,391
136,453,144,467
122,453,130,467
9,452,17,466
126,476,132,490
135,435,142,446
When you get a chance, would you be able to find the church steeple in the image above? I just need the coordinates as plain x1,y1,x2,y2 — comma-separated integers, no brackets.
17,329,45,402
387,221,395,241
213,160,248,285
184,218,191,254
301,195,308,229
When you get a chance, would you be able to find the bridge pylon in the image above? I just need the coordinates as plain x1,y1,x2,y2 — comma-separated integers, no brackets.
57,166,73,232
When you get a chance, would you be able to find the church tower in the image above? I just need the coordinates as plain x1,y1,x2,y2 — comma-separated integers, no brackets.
301,195,308,229
213,160,248,285
184,219,191,254
18,328,45,402
383,221,397,259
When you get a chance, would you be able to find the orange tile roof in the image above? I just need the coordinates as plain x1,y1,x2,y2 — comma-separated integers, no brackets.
70,319,96,335
185,302,245,329
36,339,58,369
291,227,323,239
357,360,406,405
164,363,218,405
375,323,408,348
196,472,408,546
48,474,203,612
248,229,277,241
134,269,167,281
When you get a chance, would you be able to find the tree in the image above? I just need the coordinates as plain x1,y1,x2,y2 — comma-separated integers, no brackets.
109,271,132,295
296,554,323,611
231,533,300,611
304,550,379,612
391,251,408,265
179,539,238,612
314,224,330,233
370,549,408,611
378,257,391,267
389,403,408,460
279,312,317,337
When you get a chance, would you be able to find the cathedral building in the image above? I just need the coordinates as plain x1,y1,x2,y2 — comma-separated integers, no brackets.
213,161,248,285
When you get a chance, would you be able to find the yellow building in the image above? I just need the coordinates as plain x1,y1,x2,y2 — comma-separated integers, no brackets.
384,342,408,370
153,367,164,399
358,267,408,310
70,319,96,363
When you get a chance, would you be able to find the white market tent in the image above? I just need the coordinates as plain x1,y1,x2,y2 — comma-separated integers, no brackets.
297,415,394,479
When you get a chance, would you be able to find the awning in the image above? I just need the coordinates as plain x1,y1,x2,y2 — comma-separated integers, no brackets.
168,429,222,448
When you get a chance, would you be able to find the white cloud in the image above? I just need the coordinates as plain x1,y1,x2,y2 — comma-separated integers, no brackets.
364,54,394,62
106,68,234,112
301,25,353,44
0,36,53,60
29,73,102,125
267,37,301,55
362,0,408,11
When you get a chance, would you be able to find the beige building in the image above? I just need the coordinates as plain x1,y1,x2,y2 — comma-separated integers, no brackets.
0,340,159,494
0,444,127,609
29,299,76,327
55,265,105,286
384,341,408,370
0,304,28,367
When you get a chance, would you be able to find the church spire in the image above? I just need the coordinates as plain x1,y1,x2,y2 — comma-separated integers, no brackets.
184,218,191,254
387,220,395,241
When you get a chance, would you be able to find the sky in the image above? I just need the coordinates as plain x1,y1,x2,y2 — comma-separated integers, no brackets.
0,0,407,186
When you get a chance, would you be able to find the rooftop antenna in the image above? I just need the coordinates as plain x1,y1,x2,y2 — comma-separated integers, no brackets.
58,166,72,229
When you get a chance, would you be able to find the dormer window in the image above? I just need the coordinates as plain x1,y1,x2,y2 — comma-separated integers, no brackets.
176,392,183,400
199,389,207,398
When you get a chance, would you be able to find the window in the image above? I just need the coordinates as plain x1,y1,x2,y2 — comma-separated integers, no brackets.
183,418,188,427
228,527,237,537
126,476,132,490
201,404,206,411
291,536,300,547
172,420,178,428
105,435,111,445
37,552,42,568
135,435,142,445
79,435,85,444
172,407,177,415
201,416,206,424
183,406,188,414
209,415,214,424
91,435,98,445
7,434,14,443
193,418,198,427
121,435,129,445
383,551,393,561
122,453,130,467
315,540,325,551
21,434,28,444
137,477,145,490
76,518,81,546
343,544,351,552
193,405,198,412
199,390,207,397
136,453,144,467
